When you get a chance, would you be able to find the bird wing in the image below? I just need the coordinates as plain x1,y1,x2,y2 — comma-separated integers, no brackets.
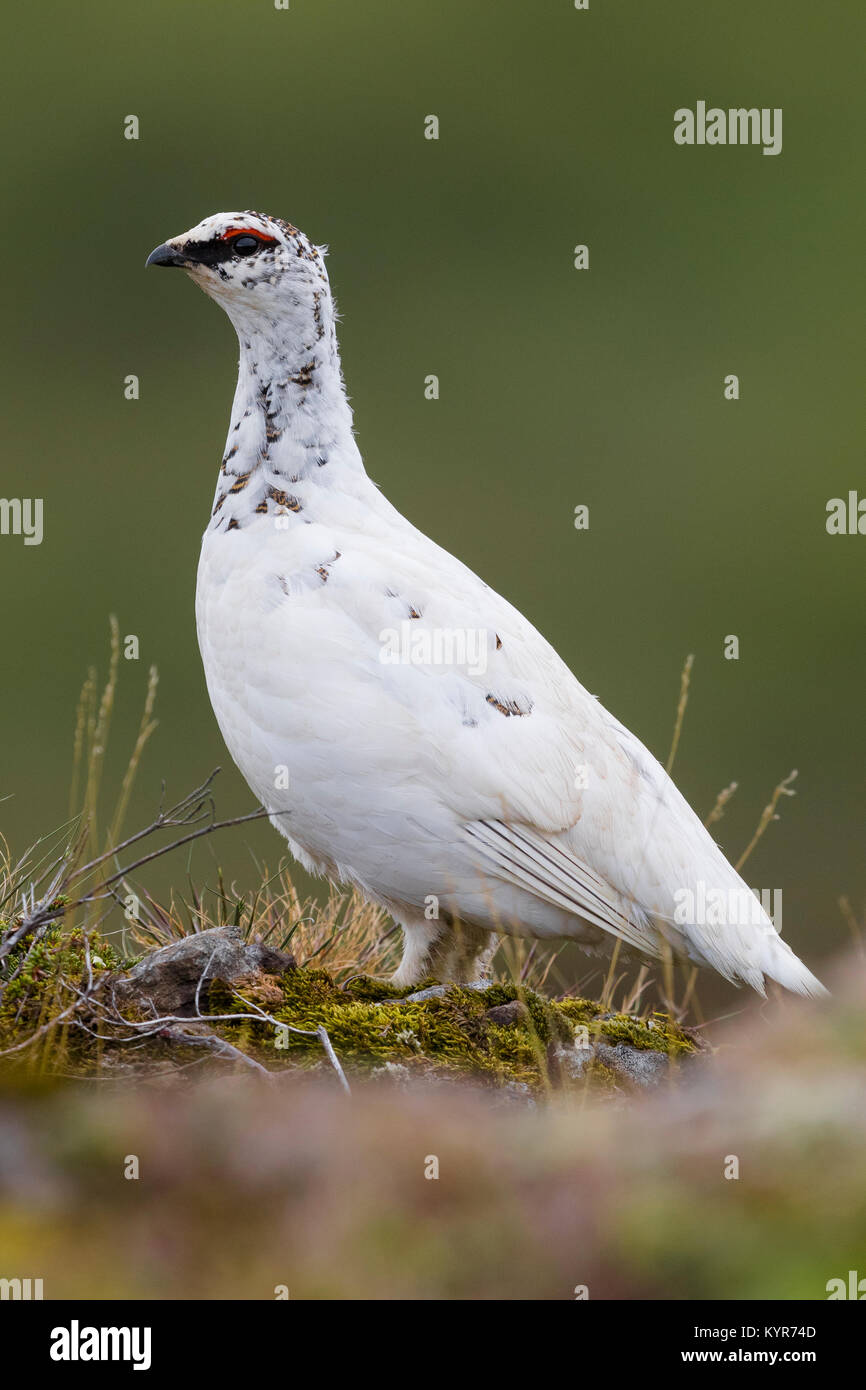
211,506,801,990
463,819,661,957
332,515,779,984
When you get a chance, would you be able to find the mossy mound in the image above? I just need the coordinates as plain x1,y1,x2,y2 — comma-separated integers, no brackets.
209,962,700,1093
0,923,701,1094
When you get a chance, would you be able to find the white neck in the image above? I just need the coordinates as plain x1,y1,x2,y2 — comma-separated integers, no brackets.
207,287,369,534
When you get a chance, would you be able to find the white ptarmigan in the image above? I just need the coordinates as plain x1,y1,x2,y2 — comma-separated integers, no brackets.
147,210,826,997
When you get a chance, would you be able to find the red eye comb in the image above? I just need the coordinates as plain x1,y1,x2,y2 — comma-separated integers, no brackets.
220,227,278,243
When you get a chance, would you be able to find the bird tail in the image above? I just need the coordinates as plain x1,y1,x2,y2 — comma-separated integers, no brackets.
760,931,829,998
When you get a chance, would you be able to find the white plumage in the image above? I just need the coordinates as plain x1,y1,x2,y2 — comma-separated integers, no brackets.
147,210,826,998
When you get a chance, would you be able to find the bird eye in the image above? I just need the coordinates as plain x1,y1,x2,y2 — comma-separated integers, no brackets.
232,235,260,256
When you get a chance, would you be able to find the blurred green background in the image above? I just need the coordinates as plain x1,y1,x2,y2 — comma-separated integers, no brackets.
1,0,862,983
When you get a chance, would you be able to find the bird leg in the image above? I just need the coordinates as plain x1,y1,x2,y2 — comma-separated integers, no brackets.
393,917,497,988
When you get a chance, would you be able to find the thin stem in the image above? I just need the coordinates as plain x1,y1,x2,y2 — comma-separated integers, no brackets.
666,653,694,775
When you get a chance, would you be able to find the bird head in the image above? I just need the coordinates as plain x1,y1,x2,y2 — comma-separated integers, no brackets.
145,210,330,330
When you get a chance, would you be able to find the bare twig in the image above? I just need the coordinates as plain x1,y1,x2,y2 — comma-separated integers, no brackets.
103,664,160,855
666,653,694,775
155,1026,274,1078
705,780,738,829
1,967,351,1096
736,769,798,873
0,792,270,965
314,1025,352,1096
70,769,223,886
0,997,85,1057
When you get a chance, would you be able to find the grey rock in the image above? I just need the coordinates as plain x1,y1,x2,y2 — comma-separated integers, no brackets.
551,1037,670,1088
405,980,491,1003
595,1041,670,1087
484,1000,530,1027
551,1039,595,1081
111,925,295,1018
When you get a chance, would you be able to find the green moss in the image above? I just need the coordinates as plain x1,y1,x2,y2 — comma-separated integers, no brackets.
341,974,439,1002
553,998,694,1056
0,926,123,1036
215,969,523,1079
210,969,697,1092
581,1057,621,1090
0,924,130,1077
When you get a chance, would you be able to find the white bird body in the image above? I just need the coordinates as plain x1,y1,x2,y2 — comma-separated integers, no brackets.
149,210,826,997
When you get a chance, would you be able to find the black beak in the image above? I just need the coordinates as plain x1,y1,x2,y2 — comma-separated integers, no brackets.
145,242,188,269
